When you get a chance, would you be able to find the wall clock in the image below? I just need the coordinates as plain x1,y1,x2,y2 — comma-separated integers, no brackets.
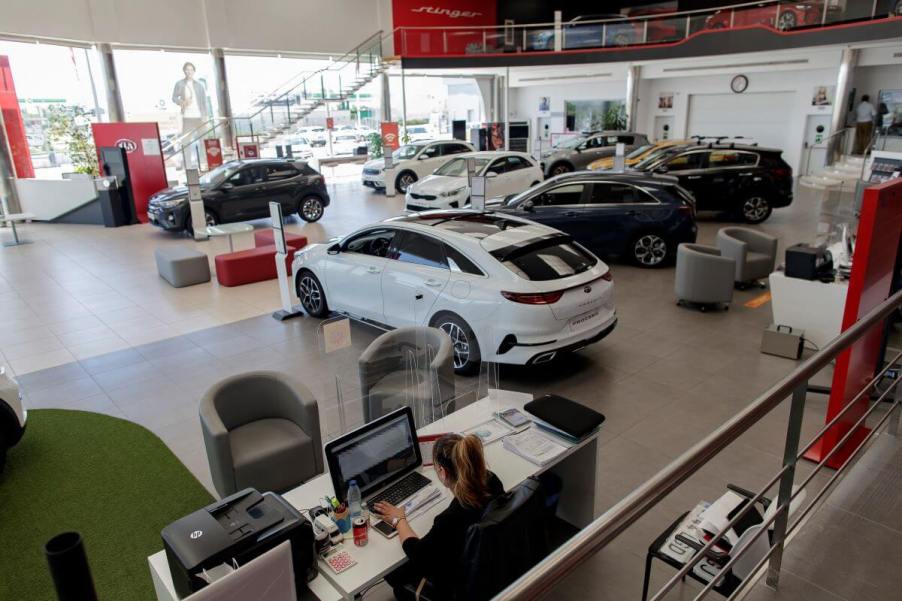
731,74,749,93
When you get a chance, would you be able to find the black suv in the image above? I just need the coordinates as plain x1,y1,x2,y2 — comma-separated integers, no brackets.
148,159,330,232
632,143,793,223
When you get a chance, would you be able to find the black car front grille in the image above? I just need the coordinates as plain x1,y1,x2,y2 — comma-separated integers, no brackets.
410,193,437,201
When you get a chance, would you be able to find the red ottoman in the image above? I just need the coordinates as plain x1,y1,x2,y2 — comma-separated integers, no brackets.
215,244,298,287
254,229,308,250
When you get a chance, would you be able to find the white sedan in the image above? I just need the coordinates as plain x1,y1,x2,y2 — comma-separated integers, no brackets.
292,210,617,374
361,140,475,193
405,151,543,211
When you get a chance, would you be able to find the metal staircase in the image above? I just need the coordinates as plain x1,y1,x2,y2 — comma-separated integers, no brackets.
162,30,392,165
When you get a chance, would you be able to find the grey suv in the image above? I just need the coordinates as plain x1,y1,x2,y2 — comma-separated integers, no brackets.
540,131,649,177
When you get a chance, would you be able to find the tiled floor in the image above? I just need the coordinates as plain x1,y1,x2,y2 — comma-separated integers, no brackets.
6,181,889,600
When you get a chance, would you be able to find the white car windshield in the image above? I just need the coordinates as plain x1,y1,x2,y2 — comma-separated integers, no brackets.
434,157,490,177
393,144,422,160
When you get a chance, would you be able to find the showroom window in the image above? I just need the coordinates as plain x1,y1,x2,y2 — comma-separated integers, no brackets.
0,40,107,178
113,48,219,149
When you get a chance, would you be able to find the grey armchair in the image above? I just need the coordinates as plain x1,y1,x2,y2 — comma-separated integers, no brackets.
199,371,323,498
674,243,736,311
715,227,778,288
359,327,456,425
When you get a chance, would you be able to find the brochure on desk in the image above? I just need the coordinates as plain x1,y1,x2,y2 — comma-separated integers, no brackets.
659,502,728,586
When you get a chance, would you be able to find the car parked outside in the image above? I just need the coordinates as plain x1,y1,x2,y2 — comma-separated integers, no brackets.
292,211,616,373
496,171,697,267
147,159,330,233
361,140,475,193
405,151,543,211
540,131,649,177
632,144,793,223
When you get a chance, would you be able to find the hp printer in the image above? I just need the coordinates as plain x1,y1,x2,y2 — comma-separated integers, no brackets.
161,488,315,599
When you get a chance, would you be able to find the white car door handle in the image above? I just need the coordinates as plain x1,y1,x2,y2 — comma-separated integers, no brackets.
425,279,442,287
367,266,381,274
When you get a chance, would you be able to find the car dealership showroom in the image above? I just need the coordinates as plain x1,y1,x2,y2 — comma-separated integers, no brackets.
3,1,902,600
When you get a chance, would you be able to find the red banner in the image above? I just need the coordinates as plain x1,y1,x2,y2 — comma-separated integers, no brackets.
326,117,334,130
91,122,167,224
238,142,259,159
204,139,223,168
381,122,400,151
0,56,34,178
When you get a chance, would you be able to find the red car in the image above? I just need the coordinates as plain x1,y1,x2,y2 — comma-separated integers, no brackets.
705,1,834,31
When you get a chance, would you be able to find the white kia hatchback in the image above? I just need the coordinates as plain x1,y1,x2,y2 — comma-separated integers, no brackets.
361,140,475,193
292,210,617,374
405,151,543,212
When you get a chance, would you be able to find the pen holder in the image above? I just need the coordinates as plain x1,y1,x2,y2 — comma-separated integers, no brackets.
333,508,351,534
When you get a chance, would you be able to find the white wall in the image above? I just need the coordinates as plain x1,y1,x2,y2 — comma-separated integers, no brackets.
2,0,392,54
509,79,628,135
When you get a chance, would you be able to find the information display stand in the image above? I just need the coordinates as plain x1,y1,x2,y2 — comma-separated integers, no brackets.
269,202,304,321
186,169,208,241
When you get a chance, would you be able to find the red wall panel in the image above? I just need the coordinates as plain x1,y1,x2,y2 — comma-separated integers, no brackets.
0,56,35,179
91,122,168,224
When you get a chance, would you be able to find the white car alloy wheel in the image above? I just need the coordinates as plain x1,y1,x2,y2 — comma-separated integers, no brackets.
298,272,326,316
301,197,324,222
742,196,771,223
633,234,668,267
397,172,417,193
550,163,572,176
439,321,471,370
205,210,218,226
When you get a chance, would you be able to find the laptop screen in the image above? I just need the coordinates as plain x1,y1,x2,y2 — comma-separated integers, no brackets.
325,408,421,502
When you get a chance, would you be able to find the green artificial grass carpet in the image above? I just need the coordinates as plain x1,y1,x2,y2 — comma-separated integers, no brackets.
0,409,213,601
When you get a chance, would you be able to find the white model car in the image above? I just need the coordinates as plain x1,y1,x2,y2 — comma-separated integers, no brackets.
0,367,26,472
361,140,475,193
292,210,617,374
406,151,543,211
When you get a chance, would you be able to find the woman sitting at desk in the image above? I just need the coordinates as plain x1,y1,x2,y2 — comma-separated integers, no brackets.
374,433,504,599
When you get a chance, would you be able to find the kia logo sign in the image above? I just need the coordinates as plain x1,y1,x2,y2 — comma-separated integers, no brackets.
207,146,221,157
584,286,592,293
383,133,397,144
116,138,137,153
411,6,482,19
190,530,203,540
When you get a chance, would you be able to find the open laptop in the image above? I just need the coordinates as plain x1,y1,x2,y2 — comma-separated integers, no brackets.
325,407,433,511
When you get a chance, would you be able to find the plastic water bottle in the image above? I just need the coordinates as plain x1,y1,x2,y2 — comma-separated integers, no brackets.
347,480,362,520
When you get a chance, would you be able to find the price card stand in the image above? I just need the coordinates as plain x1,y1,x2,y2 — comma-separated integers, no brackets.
186,168,208,241
470,173,487,212
269,202,304,321
383,154,395,198
613,142,626,172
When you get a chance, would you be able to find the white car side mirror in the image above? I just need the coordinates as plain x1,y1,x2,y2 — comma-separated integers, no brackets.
486,171,499,178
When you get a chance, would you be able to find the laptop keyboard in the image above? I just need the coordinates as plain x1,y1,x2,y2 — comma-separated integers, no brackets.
368,471,431,507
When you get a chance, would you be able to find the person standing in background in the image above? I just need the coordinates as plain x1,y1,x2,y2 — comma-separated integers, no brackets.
853,94,876,155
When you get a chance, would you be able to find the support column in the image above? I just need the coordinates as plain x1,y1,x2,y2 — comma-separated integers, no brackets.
381,73,392,122
212,48,234,149
98,43,124,122
626,65,641,132
828,48,858,162
0,109,23,213
504,67,510,150
400,67,408,137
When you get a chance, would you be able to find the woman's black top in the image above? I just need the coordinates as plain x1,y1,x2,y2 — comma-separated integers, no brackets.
400,472,505,593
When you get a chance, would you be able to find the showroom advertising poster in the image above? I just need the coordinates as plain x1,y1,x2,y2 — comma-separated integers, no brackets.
804,177,902,468
204,139,223,168
391,0,497,56
91,122,167,224
0,56,34,179
381,122,400,151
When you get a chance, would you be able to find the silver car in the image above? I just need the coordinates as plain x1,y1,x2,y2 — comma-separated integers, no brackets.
540,131,649,177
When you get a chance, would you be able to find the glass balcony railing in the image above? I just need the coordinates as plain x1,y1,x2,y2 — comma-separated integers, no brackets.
396,0,900,58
